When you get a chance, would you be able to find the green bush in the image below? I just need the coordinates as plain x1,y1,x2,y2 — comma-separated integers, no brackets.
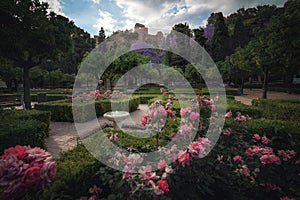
30,93,65,102
36,97,140,122
225,119,300,150
251,99,300,121
0,110,50,153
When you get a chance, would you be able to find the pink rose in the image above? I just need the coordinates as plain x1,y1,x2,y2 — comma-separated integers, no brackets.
233,155,242,163
225,111,232,118
1,145,28,160
98,79,103,85
171,132,178,141
261,136,269,145
253,134,260,141
157,179,169,194
190,112,199,121
141,114,148,126
177,150,191,167
188,142,202,157
158,160,167,171
260,154,280,165
223,128,231,136
21,166,41,187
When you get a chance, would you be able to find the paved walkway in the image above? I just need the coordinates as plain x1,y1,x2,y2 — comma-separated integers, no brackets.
234,89,300,105
46,104,149,158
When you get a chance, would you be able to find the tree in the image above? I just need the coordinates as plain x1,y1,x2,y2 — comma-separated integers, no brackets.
210,12,230,61
0,0,73,108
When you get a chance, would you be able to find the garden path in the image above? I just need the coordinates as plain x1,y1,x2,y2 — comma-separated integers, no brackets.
234,89,300,105
46,104,149,158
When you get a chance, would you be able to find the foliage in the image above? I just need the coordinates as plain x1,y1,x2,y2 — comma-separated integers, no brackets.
0,110,50,153
35,97,140,122
251,99,300,121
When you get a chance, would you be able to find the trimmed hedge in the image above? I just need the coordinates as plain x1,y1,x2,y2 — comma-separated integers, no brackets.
225,119,300,150
30,93,65,102
35,97,140,122
251,99,300,121
0,110,50,153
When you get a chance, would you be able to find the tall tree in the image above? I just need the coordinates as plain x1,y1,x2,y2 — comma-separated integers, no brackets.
0,0,78,108
210,12,230,62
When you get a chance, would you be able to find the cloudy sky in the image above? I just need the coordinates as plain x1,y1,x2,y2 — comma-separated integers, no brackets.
43,0,287,36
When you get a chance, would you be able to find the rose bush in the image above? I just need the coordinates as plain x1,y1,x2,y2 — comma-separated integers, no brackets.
0,145,56,199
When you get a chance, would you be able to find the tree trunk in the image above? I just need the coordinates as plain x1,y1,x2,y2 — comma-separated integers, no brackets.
262,66,269,99
23,64,31,109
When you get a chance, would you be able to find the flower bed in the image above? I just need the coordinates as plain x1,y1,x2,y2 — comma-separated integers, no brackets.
0,146,56,199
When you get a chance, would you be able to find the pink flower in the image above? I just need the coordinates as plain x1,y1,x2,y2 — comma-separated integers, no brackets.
260,154,280,165
98,79,103,85
280,197,296,200
158,160,167,171
233,155,242,163
139,165,157,181
1,145,28,160
190,112,199,121
141,114,148,126
241,165,250,177
109,131,118,142
160,88,165,93
261,136,269,145
223,128,231,136
196,138,211,149
122,165,133,179
210,104,216,111
188,142,202,157
235,115,246,122
225,111,232,118
180,107,192,116
253,134,261,141
171,132,178,141
66,95,72,99
21,166,41,187
63,89,67,93
166,110,175,118
157,180,169,194
177,150,191,167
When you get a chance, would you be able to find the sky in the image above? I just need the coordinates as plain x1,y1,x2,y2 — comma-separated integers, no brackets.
43,0,287,36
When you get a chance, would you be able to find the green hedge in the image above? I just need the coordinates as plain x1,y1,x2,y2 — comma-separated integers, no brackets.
0,110,50,153
251,99,300,121
30,93,65,102
36,97,140,122
225,119,300,150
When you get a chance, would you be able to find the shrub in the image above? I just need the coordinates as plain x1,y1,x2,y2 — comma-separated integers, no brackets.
0,110,50,153
36,97,140,122
30,93,65,102
225,119,300,150
252,99,300,121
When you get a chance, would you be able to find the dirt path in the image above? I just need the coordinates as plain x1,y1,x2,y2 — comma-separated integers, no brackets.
234,89,300,105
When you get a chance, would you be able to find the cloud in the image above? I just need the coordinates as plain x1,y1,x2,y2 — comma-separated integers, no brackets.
113,0,287,33
93,10,120,35
41,0,64,15
89,0,100,4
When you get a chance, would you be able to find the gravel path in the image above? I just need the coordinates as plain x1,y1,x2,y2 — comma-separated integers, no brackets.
234,89,300,105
